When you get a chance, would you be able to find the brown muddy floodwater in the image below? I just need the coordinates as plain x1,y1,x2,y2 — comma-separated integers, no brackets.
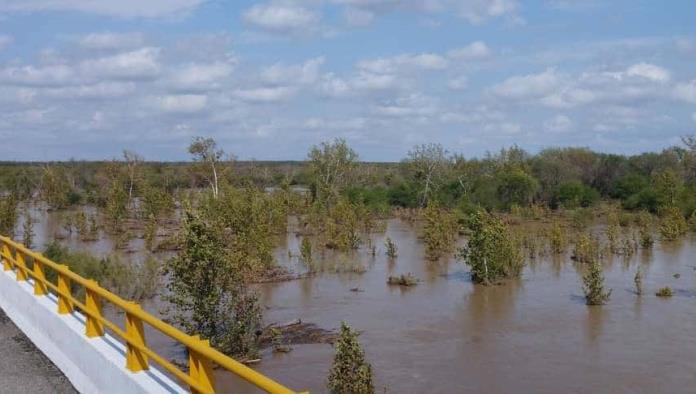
23,208,696,393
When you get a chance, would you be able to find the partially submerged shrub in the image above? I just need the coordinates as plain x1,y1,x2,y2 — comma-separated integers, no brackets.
634,267,643,295
0,194,18,235
163,208,261,358
384,237,398,259
22,209,34,249
42,241,158,300
458,210,524,285
572,232,601,264
387,273,418,287
659,206,687,241
300,237,313,264
582,260,611,305
655,286,673,297
327,322,374,394
422,202,458,261
548,222,567,254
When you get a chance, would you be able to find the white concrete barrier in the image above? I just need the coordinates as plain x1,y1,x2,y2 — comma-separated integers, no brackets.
0,268,186,394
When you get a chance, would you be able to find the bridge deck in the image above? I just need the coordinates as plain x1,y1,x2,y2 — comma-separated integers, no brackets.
0,308,76,394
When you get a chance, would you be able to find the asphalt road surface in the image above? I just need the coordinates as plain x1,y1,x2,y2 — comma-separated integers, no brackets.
0,309,76,394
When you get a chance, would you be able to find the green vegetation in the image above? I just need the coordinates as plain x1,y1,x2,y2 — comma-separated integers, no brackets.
387,273,418,286
659,206,688,241
0,194,18,235
384,237,398,259
21,209,33,249
163,208,261,358
634,267,643,295
42,242,158,300
327,322,374,394
458,211,524,285
582,260,611,305
422,202,458,261
655,287,673,297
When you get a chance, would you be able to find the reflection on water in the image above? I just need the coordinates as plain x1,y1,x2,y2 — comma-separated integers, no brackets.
18,207,696,393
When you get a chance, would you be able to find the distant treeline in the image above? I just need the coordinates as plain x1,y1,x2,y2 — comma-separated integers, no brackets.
2,139,696,217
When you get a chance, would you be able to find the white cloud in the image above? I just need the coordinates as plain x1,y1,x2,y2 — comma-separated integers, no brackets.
261,57,325,85
674,80,696,103
491,68,561,99
79,32,144,50
0,35,12,49
447,41,491,59
156,94,207,113
625,63,670,82
0,64,76,86
169,61,234,90
448,76,468,90
233,86,295,102
692,113,696,124
80,47,161,80
358,53,448,74
243,3,319,34
374,94,439,118
543,114,572,132
457,0,519,24
0,0,206,18
44,82,136,99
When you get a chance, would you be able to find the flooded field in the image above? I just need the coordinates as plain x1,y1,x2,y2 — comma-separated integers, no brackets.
24,207,696,393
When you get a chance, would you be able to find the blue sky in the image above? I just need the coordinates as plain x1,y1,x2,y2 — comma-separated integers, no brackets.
0,0,695,161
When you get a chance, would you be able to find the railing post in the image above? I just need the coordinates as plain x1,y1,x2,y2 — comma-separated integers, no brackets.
15,247,27,282
33,255,48,296
125,302,149,372
1,243,11,271
188,335,215,394
57,265,73,315
84,280,104,337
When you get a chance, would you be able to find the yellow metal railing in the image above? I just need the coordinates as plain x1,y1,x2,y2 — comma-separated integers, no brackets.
0,235,302,394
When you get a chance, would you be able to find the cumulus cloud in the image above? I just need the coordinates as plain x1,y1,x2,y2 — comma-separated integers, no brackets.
0,64,76,86
243,3,320,34
674,80,696,103
79,32,144,50
233,86,296,102
168,61,234,90
0,0,206,18
357,53,448,74
80,47,161,80
156,94,208,113
447,41,491,60
260,57,325,85
625,63,670,82
543,114,572,132
491,68,562,99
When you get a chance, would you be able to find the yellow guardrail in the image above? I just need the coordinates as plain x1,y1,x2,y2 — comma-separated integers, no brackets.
0,235,304,394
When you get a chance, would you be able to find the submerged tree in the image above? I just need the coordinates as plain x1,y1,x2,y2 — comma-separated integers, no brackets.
0,194,18,236
404,143,451,207
163,208,261,358
458,210,524,285
582,260,611,305
634,267,643,296
22,209,34,249
122,149,143,207
422,201,458,261
189,137,225,199
327,322,374,394
308,138,357,208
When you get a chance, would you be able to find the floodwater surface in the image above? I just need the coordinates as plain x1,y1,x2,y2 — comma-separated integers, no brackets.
23,208,696,393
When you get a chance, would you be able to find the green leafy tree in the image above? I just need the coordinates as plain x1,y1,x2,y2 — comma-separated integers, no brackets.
189,137,225,199
422,202,458,261
496,168,539,208
404,143,451,207
307,139,357,208
327,322,374,394
458,211,524,284
163,208,261,358
582,260,611,305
